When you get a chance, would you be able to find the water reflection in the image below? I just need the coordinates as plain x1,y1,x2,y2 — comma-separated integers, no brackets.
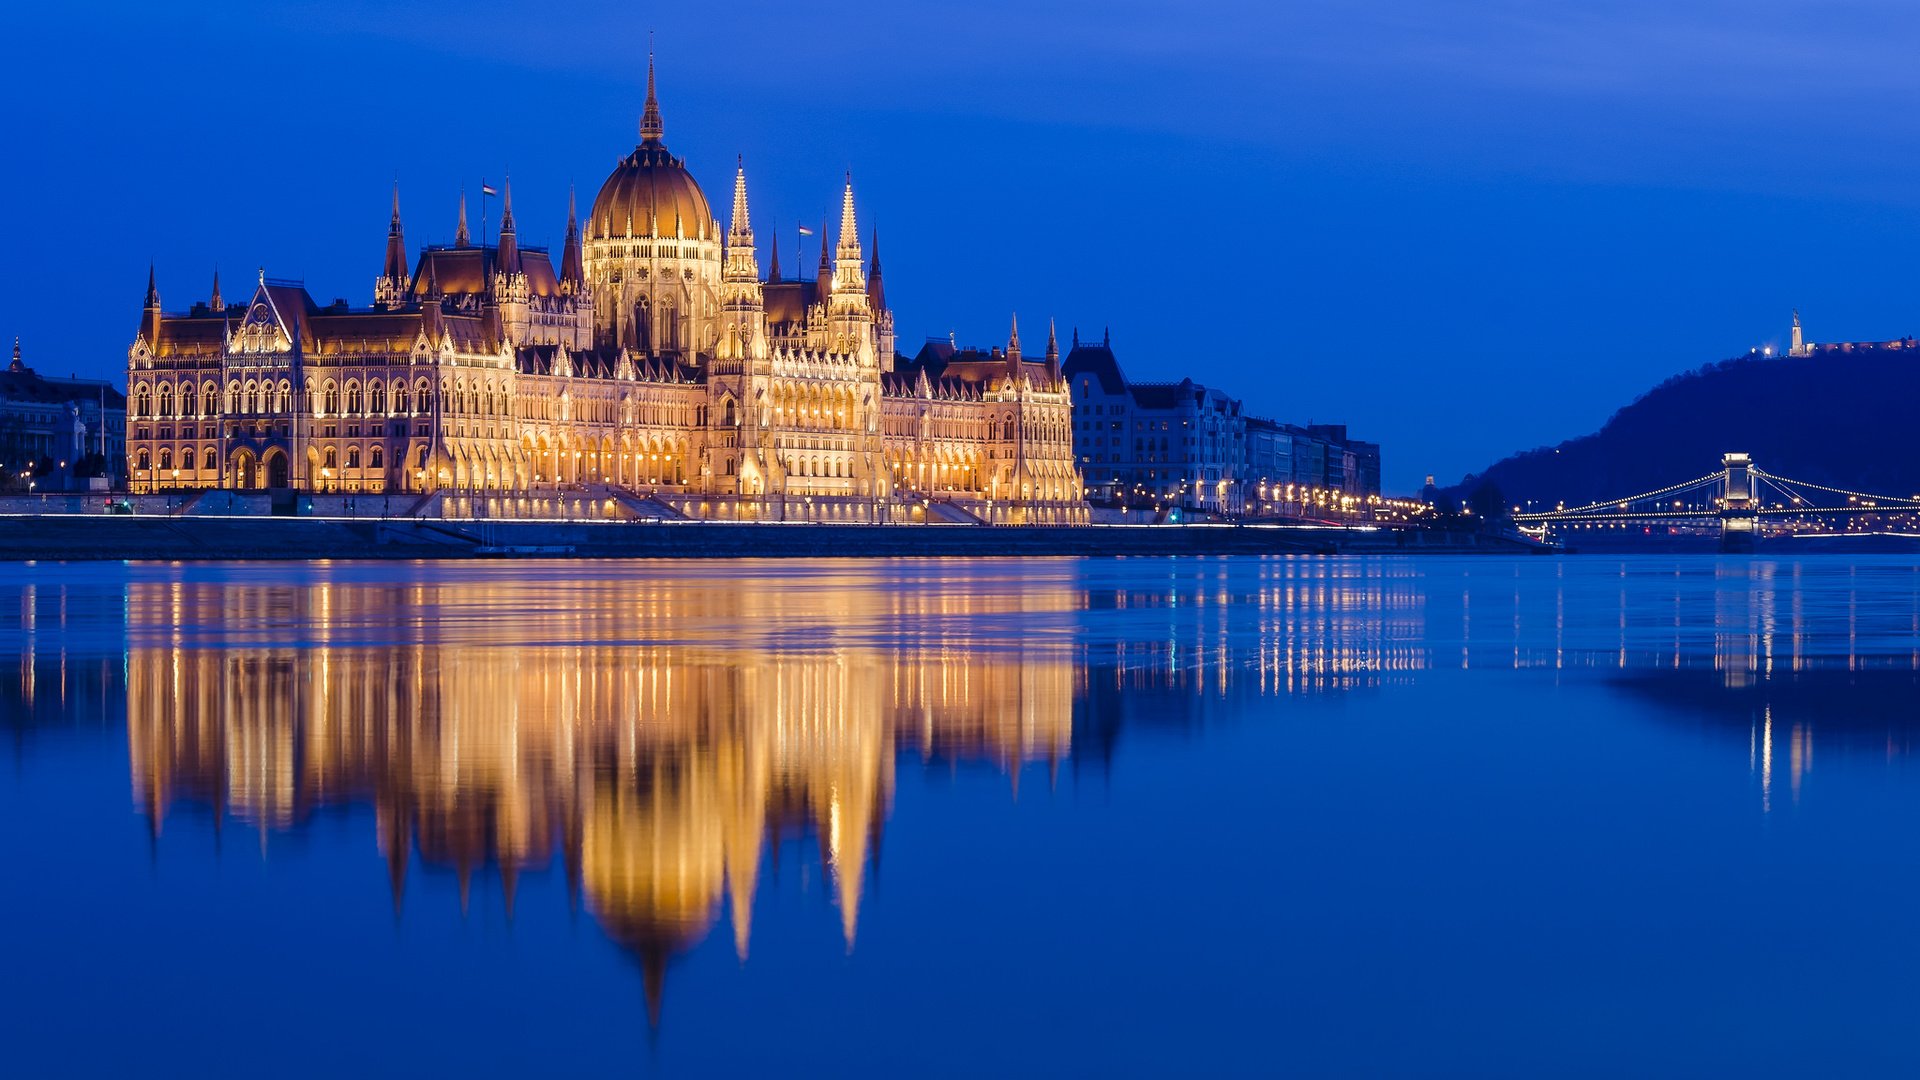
8,557,1920,1030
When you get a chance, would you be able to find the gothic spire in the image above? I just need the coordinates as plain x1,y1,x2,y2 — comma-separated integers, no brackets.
1046,317,1058,362
496,176,519,273
455,190,470,247
1009,313,1021,359
815,215,832,294
640,42,664,146
866,227,886,312
836,175,861,262
210,267,223,312
729,156,752,244
139,264,162,346
767,226,781,283
382,184,408,284
561,186,586,289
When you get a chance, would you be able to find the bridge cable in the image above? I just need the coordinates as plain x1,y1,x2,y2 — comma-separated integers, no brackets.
1750,468,1920,509
1517,470,1726,519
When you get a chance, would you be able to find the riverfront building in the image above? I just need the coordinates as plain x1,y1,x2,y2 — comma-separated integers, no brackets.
124,59,1085,524
1062,333,1379,517
1,339,125,490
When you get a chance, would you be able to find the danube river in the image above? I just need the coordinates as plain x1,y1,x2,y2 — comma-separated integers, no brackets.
4,555,1919,1075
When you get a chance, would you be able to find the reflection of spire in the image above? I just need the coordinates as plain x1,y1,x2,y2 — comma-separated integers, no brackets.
120,578,1101,1029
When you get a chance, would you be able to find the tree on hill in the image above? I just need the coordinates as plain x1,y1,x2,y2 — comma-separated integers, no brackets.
1447,349,1920,509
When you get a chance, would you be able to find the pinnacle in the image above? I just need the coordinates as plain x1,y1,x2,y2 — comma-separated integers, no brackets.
640,42,664,145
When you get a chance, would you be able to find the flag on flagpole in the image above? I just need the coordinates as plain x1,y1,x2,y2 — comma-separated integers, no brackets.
481,184,498,197
796,225,814,236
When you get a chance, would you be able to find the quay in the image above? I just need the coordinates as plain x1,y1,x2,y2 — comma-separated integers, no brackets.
0,513,1544,562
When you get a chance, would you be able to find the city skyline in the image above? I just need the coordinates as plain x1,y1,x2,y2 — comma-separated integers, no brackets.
15,2,1920,488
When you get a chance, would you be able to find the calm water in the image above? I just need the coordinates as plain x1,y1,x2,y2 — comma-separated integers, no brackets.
5,555,1920,1076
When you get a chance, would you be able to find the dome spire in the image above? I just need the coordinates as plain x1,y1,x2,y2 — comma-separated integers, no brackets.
640,36,664,146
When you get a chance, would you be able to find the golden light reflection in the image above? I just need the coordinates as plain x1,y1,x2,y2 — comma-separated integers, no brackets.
10,557,1913,1021
103,562,1425,1020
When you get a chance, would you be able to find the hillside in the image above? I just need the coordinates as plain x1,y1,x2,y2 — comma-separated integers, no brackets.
1449,348,1920,510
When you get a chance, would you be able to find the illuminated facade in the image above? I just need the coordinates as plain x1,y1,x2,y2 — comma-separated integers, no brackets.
123,59,1085,523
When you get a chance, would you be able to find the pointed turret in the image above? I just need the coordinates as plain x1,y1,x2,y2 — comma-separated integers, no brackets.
8,337,21,374
831,177,866,296
139,264,162,346
455,191,471,247
495,176,519,273
1046,318,1058,363
719,158,765,363
640,46,665,147
815,216,832,295
377,185,410,309
729,156,752,244
767,227,781,283
560,186,586,291
209,268,223,312
866,228,886,312
1007,313,1022,374
825,179,874,357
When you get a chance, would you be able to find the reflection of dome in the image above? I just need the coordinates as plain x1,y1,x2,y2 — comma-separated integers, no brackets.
587,143,713,241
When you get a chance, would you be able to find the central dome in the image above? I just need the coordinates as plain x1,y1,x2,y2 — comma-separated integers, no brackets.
586,57,713,242
587,143,713,242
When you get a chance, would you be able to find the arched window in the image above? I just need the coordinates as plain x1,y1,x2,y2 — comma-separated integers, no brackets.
202,448,217,470
367,380,383,414
136,448,150,470
322,381,339,414
370,447,384,470
157,385,174,418
324,447,337,469
275,382,291,413
722,398,736,426
158,448,173,470
133,386,151,418
346,446,361,469
345,383,362,414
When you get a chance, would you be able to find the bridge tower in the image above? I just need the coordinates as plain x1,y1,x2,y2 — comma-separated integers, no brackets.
1720,452,1758,552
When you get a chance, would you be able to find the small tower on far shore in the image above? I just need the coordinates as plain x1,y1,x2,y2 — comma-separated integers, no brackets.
1789,309,1808,356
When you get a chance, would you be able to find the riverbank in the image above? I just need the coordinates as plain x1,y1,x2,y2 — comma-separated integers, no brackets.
0,514,1550,561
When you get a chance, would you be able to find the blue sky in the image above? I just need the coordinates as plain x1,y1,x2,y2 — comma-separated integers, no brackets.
8,1,1920,488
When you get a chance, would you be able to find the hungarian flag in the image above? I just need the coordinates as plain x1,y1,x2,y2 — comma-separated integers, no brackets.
797,225,814,236
481,183,498,197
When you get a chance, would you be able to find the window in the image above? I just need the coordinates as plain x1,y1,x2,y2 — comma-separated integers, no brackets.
202,448,216,470
370,447,384,469
346,446,361,469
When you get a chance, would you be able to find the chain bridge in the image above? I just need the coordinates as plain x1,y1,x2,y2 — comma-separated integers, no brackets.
1512,453,1920,550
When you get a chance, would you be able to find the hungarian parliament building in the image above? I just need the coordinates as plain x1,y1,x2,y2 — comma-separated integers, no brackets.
123,60,1085,524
